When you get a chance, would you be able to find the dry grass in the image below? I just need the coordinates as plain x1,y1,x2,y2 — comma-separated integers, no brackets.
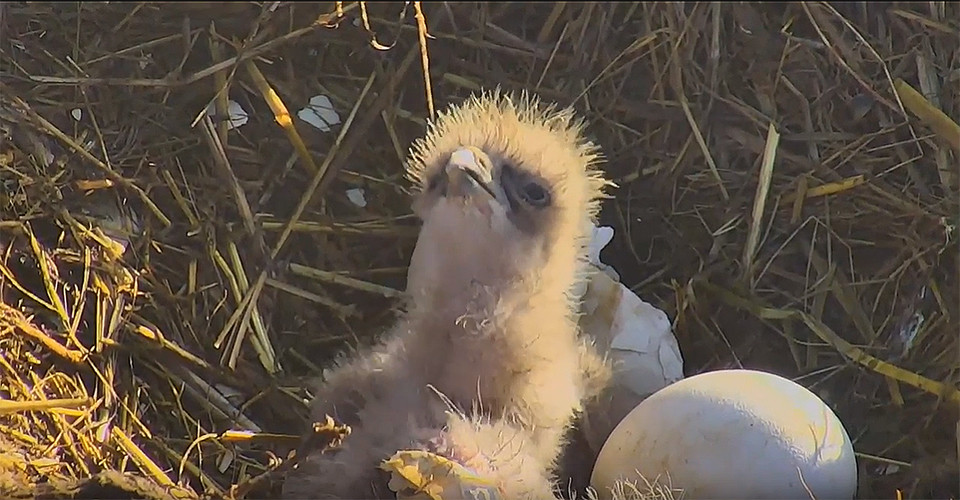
0,2,957,499
584,473,680,500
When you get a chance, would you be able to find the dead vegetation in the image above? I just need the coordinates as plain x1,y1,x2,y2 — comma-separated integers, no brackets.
0,2,957,499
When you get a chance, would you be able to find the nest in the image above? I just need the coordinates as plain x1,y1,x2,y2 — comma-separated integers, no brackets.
0,2,957,499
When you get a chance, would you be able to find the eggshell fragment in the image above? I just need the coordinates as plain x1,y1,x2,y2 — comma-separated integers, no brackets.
591,369,858,500
573,222,685,453
298,94,341,132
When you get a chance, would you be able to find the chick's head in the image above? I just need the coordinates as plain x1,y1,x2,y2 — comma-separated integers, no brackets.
405,90,609,297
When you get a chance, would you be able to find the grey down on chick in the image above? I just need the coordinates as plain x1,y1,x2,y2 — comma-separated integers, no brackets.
281,90,614,500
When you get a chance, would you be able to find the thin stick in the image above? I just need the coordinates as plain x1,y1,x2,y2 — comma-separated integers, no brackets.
743,122,780,284
413,2,435,117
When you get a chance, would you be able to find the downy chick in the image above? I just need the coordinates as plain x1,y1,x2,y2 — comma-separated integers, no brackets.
282,90,612,499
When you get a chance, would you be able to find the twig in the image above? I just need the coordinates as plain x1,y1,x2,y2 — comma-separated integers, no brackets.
894,78,960,152
1,303,86,363
227,415,350,500
112,427,177,488
0,397,93,415
413,2,435,117
743,122,780,285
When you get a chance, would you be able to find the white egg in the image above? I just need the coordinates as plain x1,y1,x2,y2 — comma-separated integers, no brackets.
590,369,858,500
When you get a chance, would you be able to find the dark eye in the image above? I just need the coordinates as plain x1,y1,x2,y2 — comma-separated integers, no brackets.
519,180,551,207
501,162,552,209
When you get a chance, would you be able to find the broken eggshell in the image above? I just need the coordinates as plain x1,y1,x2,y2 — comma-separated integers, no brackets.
205,99,249,131
298,94,341,132
346,187,368,208
73,190,142,259
574,223,685,453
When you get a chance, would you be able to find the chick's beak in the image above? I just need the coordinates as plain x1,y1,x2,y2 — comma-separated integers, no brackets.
443,147,501,202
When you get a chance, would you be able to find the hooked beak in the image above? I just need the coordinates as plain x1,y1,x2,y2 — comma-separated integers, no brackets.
443,147,503,204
